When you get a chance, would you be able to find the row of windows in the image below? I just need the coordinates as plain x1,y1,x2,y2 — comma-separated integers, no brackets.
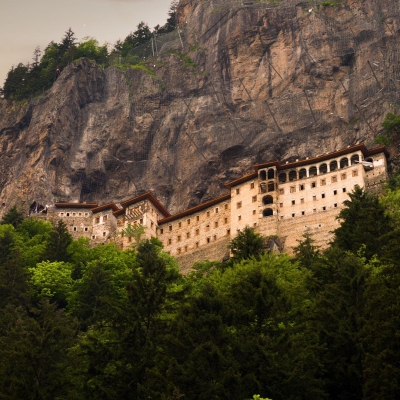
285,203,339,218
284,188,347,206
277,154,362,183
163,218,230,243
60,211,89,217
94,215,108,224
71,226,89,232
170,230,232,253
159,204,229,233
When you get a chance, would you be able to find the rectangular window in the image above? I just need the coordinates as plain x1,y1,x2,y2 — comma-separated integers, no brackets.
311,182,316,188
291,200,295,205
291,213,295,218
252,195,257,203
213,235,217,241
103,232,106,237
177,248,181,255
343,187,347,193
79,212,82,216
224,217,228,224
237,202,242,209
103,215,108,222
140,218,143,224
195,242,199,248
334,203,338,208
253,210,256,215
85,212,88,216
160,228,164,234
177,235,181,242
333,190,337,195
84,227,88,232
215,221,218,228
290,186,296,193
279,188,284,195
196,215,200,221
341,173,347,180
332,176,337,183
168,238,172,245
313,208,316,213
207,237,210,243
253,222,257,227
73,212,76,216
225,204,228,210
184,246,188,252
235,188,240,195
95,217,100,224
73,227,77,232
60,213,64,216
66,213,70,217
299,184,305,191
322,206,326,211
186,232,190,239
280,202,283,207
195,229,199,235
301,198,305,204
250,182,255,189
178,222,181,228
207,211,210,217
322,193,325,199
238,215,242,221
205,224,210,231
352,170,358,177
215,208,219,214
313,195,317,201
301,211,305,216
321,179,326,186
151,221,154,228
169,225,172,231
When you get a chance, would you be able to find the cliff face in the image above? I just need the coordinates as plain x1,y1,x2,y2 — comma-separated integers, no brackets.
0,0,399,216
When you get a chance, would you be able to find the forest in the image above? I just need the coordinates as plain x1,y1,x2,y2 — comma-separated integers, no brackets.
1,177,400,399
0,1,178,101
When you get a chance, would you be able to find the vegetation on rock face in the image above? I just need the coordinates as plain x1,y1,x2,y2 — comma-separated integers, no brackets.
0,1,178,100
1,185,400,398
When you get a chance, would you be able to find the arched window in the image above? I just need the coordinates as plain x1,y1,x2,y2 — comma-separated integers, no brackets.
263,208,273,217
260,183,267,193
289,170,297,181
299,168,307,179
263,195,273,205
267,169,275,179
319,163,328,174
365,157,373,163
267,182,275,192
330,160,338,171
309,166,317,176
340,157,349,168
259,170,267,181
278,172,287,183
351,154,360,165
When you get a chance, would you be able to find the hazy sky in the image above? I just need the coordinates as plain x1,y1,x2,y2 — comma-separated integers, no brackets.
0,0,173,86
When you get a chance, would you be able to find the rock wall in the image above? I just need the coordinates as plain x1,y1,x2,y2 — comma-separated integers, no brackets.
0,0,399,218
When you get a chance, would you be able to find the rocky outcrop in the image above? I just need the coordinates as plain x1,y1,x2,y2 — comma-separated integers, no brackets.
0,0,399,216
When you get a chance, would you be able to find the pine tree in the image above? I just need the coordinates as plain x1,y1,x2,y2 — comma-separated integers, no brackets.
1,205,24,228
44,220,73,262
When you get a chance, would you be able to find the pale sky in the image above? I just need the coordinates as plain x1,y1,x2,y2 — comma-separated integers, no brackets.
0,0,174,86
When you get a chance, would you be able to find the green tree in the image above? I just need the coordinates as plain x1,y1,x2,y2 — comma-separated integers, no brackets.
0,299,79,399
362,259,400,400
228,226,265,262
1,205,24,228
332,186,392,259
44,219,73,262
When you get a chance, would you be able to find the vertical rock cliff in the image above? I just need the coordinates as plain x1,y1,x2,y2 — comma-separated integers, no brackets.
0,0,399,216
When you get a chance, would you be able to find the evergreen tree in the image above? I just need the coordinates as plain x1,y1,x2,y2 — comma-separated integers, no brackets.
228,226,265,262
332,186,392,259
44,220,73,262
1,205,24,228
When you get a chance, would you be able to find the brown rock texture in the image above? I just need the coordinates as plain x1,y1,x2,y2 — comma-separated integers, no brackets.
0,0,399,216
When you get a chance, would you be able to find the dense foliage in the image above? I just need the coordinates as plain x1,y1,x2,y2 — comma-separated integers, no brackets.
1,185,400,399
0,1,178,100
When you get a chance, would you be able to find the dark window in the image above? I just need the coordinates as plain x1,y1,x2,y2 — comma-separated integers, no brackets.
289,170,297,181
278,172,287,183
262,195,273,205
351,154,360,165
330,160,338,171
340,157,349,168
319,163,328,174
299,168,307,179
263,208,273,217
259,170,267,181
309,166,318,176
267,169,275,179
